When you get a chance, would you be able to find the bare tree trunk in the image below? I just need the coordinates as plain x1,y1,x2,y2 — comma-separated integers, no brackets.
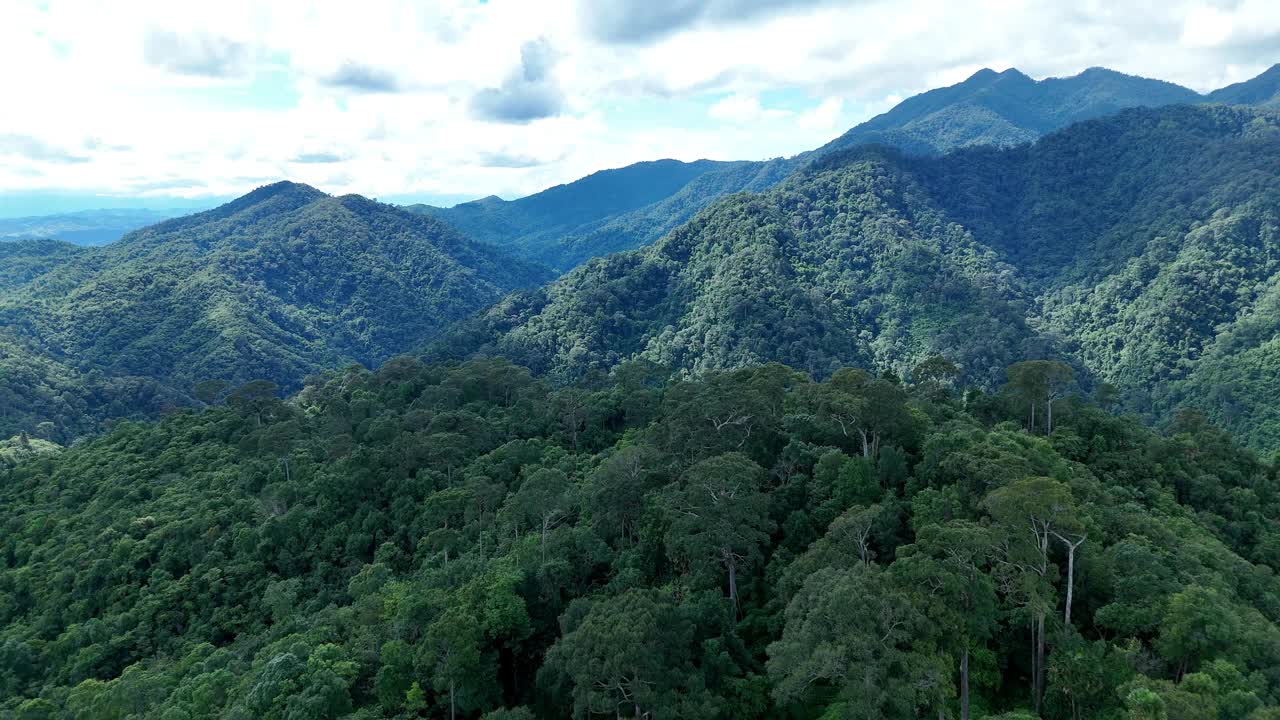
450,679,456,720
1035,611,1047,714
1046,394,1053,435
1030,621,1038,714
1064,543,1075,626
1029,401,1036,434
1054,533,1086,627
960,645,970,720
726,551,739,611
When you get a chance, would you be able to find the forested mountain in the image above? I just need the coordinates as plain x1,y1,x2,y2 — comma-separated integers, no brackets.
0,182,551,440
3,356,1279,719
433,104,1280,450
416,65,1278,271
406,159,724,265
0,239,87,290
0,208,181,246
1208,64,1280,108
814,66,1200,156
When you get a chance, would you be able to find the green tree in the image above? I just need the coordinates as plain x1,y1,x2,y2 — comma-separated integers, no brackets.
541,590,697,719
892,521,999,720
984,476,1079,714
1006,361,1075,435
663,452,774,607
767,566,949,719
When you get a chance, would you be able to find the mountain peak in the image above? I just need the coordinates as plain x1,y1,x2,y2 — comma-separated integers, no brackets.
239,180,326,204
208,181,327,218
964,68,1001,83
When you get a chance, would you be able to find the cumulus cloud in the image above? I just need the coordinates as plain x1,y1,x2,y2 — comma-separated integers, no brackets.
3,0,1279,205
470,37,565,123
290,152,346,164
322,61,402,93
578,0,846,45
143,29,249,77
797,97,845,131
707,93,791,124
0,134,89,164
476,151,555,168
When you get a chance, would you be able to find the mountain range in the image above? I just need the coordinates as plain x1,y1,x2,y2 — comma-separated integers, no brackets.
416,64,1280,270
4,63,1280,449
432,103,1280,448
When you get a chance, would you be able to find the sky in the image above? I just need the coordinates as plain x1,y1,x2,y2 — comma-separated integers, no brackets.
1,0,1277,215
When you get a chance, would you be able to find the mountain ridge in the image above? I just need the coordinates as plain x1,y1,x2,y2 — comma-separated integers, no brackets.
420,63,1277,270
430,103,1280,449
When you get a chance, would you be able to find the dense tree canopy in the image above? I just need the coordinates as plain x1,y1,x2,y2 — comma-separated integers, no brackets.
2,356,1278,719
0,183,551,441
434,104,1280,451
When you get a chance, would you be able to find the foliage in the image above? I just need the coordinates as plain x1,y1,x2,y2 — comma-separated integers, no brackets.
0,182,552,441
434,104,1280,450
2,356,1278,719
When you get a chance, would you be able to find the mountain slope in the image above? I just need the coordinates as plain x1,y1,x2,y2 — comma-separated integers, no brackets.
408,159,736,268
421,65,1279,271
817,66,1201,155
0,182,552,440
435,105,1280,449
1207,63,1280,108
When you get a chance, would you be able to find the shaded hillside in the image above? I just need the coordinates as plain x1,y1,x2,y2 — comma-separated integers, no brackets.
434,105,1280,450
0,182,552,440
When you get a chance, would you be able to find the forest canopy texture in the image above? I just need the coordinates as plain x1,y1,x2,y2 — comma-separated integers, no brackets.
434,105,1280,451
3,357,1280,720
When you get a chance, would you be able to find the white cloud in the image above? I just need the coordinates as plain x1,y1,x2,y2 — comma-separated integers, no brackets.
707,94,792,124
0,0,1276,205
796,98,845,131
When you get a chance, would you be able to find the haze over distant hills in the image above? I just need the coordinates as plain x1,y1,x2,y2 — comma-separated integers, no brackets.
419,64,1280,270
0,182,550,439
0,208,184,246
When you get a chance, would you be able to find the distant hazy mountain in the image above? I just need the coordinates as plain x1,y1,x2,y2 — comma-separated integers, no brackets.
432,104,1280,449
406,159,741,268
421,64,1279,271
0,208,183,246
0,182,552,439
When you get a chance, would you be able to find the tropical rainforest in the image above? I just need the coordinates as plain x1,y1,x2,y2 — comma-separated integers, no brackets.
2,62,1280,720
435,104,1280,450
4,355,1280,720
0,183,551,441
